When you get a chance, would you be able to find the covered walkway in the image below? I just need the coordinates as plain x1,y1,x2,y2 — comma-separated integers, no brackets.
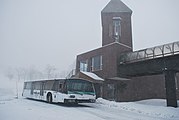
118,41,179,107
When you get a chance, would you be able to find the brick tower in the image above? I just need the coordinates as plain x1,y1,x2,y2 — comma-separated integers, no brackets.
101,0,133,50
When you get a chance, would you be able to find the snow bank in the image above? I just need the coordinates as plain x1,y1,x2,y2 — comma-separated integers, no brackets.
96,98,179,119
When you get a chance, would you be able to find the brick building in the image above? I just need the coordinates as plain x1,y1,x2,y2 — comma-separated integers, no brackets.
75,0,179,102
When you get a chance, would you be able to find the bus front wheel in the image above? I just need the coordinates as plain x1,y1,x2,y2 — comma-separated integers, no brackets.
47,93,52,103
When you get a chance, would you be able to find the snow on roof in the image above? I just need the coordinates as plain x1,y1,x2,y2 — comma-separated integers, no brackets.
80,71,104,81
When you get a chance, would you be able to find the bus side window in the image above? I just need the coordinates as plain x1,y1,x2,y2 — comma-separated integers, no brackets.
59,84,62,91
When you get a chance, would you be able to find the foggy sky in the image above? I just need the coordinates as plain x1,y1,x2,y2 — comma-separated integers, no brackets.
0,0,179,74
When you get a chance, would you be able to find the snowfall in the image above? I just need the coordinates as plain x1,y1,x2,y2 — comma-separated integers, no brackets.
0,75,179,120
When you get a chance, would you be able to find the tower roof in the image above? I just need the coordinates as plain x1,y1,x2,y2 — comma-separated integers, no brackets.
101,0,132,13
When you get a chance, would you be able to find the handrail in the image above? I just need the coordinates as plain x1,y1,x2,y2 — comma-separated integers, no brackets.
120,41,179,63
66,69,76,79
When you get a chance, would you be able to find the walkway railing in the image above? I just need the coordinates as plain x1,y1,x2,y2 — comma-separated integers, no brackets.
66,69,76,79
119,41,179,63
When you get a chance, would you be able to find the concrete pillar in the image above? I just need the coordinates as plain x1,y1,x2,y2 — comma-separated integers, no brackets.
164,70,178,107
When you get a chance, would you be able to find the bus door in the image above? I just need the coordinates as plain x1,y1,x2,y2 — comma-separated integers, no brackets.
40,82,45,96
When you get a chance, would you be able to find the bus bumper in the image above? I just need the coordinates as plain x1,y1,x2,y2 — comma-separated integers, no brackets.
64,99,96,103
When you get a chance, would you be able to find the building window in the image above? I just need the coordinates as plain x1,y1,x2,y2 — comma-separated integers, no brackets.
91,55,102,71
80,60,88,72
175,75,178,90
112,17,121,42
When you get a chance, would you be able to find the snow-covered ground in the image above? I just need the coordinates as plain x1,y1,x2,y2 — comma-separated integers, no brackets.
0,75,179,120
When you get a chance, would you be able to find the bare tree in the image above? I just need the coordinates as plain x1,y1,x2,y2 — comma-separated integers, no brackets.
59,70,68,78
27,66,43,80
16,68,22,81
5,67,14,80
15,66,45,81
20,68,28,81
45,64,56,79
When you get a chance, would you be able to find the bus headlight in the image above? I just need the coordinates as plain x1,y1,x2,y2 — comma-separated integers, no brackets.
90,99,96,103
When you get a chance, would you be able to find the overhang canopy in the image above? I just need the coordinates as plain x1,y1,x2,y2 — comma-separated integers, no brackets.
77,71,104,83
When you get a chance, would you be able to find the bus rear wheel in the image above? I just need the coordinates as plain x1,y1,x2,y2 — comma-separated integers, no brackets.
47,93,52,103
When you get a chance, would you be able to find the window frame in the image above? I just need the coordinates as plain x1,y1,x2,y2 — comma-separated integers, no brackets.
112,17,121,42
79,59,88,72
91,55,103,72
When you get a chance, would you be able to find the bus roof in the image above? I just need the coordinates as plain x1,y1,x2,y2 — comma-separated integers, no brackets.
24,78,66,83
24,78,93,83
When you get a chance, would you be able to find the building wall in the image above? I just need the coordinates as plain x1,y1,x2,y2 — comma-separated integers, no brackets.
124,75,166,101
75,0,179,102
101,13,132,49
76,43,132,79
103,74,179,102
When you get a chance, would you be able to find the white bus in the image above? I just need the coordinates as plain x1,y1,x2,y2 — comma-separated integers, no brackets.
22,78,96,104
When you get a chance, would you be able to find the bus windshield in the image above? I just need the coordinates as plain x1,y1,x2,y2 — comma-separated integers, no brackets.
66,79,95,95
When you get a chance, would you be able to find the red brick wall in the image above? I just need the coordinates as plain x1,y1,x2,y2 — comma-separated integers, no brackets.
76,43,132,79
101,13,132,49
